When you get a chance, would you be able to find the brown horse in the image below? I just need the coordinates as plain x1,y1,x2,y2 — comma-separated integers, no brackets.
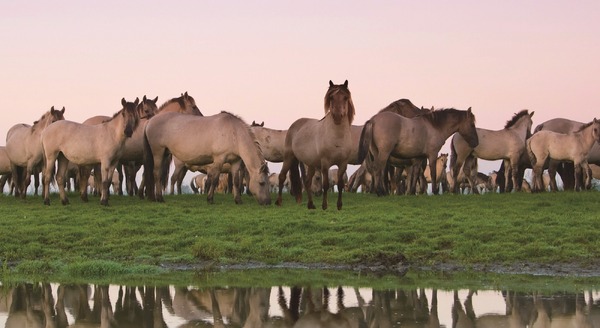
527,118,600,192
143,111,271,205
451,110,534,193
5,106,66,198
41,98,140,205
358,107,478,196
276,80,355,210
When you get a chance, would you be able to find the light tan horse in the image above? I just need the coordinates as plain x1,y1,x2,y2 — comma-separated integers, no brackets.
533,117,600,191
0,146,14,194
78,95,160,197
41,98,140,205
249,120,287,163
143,111,271,205
451,110,534,193
327,168,348,192
358,107,478,196
189,173,207,194
276,80,355,210
528,118,600,192
5,106,66,198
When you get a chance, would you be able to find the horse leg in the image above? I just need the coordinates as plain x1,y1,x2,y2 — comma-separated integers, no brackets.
116,164,124,196
78,166,91,202
276,155,296,206
230,162,243,204
305,166,316,209
320,166,329,210
100,163,116,206
336,164,347,210
574,161,583,192
206,171,220,204
583,162,592,190
42,156,57,205
510,160,521,192
548,160,559,192
55,156,70,205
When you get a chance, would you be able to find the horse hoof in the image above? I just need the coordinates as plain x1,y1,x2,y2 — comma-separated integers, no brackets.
44,199,50,206
307,203,316,210
275,199,282,206
101,200,109,206
322,203,328,210
61,199,69,205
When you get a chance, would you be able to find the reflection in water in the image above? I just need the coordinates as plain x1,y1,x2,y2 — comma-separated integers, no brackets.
0,282,599,327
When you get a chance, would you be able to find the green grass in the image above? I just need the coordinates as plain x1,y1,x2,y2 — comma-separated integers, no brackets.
1,190,600,285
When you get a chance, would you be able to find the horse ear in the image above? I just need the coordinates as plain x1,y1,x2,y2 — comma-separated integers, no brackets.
530,111,534,117
467,107,472,113
143,95,147,101
61,106,65,114
329,80,334,87
134,97,140,106
50,106,55,112
261,121,264,127
343,80,348,88
184,91,189,97
121,98,127,107
153,96,158,103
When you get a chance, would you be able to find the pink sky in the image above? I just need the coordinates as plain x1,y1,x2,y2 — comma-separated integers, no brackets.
2,1,599,175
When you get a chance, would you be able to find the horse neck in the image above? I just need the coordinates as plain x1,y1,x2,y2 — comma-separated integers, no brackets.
237,129,266,175
578,125,599,151
104,113,127,141
508,118,531,140
427,113,465,141
31,114,55,135
324,113,352,136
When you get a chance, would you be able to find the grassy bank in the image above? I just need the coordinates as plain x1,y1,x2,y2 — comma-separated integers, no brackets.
1,190,599,281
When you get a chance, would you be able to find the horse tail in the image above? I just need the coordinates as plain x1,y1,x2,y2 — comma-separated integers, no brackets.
526,138,537,166
190,177,199,194
449,135,458,173
142,129,155,200
357,120,373,164
289,159,302,198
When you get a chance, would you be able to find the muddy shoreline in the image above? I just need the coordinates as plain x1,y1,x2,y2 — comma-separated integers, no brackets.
160,260,600,278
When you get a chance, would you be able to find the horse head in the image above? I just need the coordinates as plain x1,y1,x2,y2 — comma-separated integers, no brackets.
251,120,264,127
458,107,479,148
593,118,600,144
180,91,203,116
138,95,158,119
49,106,66,122
325,80,354,125
248,163,271,205
120,97,140,138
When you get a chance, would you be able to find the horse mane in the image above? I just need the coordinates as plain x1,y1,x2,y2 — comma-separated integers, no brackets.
324,82,355,124
504,110,530,129
31,112,50,133
157,98,179,112
575,120,596,132
220,111,268,161
420,108,466,128
379,99,419,113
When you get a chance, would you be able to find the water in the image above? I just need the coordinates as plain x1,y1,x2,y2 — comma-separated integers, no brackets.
1,282,599,327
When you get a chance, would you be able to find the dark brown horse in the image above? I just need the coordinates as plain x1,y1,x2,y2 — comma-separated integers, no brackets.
358,108,478,196
276,80,355,210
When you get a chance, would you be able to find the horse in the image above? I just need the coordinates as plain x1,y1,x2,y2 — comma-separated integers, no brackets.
327,168,348,192
143,111,271,205
527,118,600,192
189,173,207,194
5,106,66,198
41,98,140,205
0,146,14,194
358,107,478,196
276,80,355,210
532,117,600,191
450,110,534,194
421,153,449,194
249,121,287,163
77,95,161,197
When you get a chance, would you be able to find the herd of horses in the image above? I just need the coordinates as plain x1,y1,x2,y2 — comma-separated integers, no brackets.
1,80,599,209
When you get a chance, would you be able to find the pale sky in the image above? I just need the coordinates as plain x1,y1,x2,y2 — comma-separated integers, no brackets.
2,0,599,175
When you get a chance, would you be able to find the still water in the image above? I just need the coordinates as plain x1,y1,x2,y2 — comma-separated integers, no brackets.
1,281,599,327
